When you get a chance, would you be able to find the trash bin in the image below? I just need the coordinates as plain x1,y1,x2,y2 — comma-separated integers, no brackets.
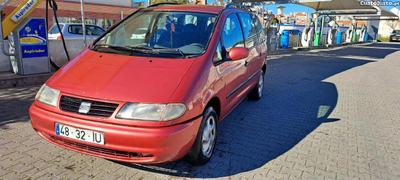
280,31,289,49
336,31,342,44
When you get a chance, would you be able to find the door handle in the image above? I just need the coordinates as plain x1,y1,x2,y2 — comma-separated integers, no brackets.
244,61,249,67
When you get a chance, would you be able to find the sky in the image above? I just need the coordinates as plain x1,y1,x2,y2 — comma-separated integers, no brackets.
265,4,315,15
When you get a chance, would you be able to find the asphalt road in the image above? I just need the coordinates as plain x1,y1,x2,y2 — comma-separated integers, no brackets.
1,42,400,180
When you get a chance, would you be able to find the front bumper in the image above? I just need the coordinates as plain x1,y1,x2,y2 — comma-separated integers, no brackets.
30,103,202,164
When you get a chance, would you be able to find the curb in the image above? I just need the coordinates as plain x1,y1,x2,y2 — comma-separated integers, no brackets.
0,72,54,89
271,42,370,55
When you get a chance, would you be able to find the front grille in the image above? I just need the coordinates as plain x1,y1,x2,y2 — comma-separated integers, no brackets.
45,133,153,159
60,96,119,117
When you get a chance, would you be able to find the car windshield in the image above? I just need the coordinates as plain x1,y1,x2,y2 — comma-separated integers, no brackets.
94,11,217,58
393,30,400,34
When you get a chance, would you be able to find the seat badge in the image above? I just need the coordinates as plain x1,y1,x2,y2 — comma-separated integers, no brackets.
79,102,92,114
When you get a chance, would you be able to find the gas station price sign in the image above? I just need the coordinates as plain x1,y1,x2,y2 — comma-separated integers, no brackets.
18,19,48,58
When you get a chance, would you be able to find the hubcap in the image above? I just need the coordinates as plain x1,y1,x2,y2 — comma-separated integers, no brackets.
202,116,216,158
258,71,264,97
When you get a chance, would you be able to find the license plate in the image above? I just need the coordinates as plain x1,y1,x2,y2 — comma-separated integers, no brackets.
56,124,105,145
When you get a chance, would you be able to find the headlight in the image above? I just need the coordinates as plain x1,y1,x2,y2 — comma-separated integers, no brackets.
35,84,60,107
116,103,186,121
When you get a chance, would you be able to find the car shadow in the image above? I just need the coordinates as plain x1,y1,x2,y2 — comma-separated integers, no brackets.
113,44,381,178
0,87,38,130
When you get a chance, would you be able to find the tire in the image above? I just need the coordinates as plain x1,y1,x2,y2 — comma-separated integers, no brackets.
248,70,265,101
185,107,218,165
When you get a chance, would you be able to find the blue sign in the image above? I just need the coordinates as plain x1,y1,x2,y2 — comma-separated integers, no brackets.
21,45,48,58
325,16,330,23
19,19,47,58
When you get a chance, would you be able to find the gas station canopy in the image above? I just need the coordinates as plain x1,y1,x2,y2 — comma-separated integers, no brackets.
232,0,399,18
296,0,373,11
296,0,398,18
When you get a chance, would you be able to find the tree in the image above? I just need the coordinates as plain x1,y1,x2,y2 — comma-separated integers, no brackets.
385,18,400,31
150,0,189,5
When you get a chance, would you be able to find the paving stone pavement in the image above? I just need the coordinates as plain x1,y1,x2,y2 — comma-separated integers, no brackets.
1,42,400,180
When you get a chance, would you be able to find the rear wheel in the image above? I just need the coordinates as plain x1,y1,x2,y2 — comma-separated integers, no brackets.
248,70,264,101
185,107,218,165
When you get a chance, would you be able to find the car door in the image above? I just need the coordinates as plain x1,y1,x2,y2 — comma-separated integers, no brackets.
238,13,264,87
219,13,247,111
253,14,267,74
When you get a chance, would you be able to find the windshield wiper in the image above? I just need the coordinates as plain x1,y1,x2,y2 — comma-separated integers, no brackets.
150,47,188,59
129,45,154,50
93,44,159,55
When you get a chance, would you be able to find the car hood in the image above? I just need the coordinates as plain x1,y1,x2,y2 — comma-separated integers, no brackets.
47,49,195,104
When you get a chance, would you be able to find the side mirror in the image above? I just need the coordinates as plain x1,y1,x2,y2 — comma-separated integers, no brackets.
228,47,249,61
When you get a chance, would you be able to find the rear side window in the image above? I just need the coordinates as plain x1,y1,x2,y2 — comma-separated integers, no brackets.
222,14,244,51
69,25,83,34
252,15,264,43
69,25,104,35
238,13,258,48
49,24,64,34
87,26,105,36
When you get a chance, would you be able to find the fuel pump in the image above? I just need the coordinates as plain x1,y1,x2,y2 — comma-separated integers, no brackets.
346,21,355,43
301,17,316,47
8,18,50,75
327,22,339,45
264,13,280,34
264,13,280,51
313,14,323,46
358,24,367,42
1,0,73,74
352,19,358,42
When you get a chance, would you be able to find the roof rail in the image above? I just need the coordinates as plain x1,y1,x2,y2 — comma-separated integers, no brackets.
225,3,249,11
147,3,180,8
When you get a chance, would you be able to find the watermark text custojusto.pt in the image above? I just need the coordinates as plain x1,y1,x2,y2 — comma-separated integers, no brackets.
359,0,400,7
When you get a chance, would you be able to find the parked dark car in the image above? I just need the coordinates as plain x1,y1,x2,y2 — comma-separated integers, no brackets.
390,30,400,42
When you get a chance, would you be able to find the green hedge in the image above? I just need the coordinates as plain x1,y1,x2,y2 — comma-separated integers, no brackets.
377,35,390,42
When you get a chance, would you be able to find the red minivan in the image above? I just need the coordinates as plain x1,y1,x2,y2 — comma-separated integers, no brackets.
30,4,267,165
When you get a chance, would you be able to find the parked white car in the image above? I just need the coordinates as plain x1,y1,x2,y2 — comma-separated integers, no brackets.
48,23,105,41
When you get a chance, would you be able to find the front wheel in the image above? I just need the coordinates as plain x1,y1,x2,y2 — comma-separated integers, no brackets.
185,107,218,165
248,70,265,101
